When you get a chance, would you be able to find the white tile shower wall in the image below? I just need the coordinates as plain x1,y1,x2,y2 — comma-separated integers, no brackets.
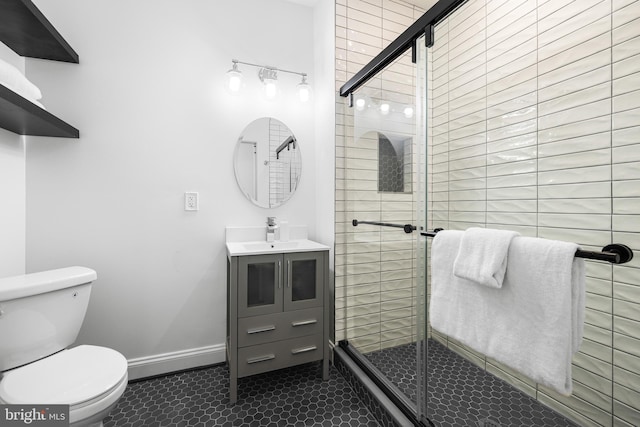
427,0,640,425
269,119,300,207
335,0,430,354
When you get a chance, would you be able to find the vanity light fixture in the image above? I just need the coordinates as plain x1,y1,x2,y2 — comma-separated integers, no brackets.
258,67,278,100
225,60,243,93
226,59,311,102
379,103,390,115
296,75,311,103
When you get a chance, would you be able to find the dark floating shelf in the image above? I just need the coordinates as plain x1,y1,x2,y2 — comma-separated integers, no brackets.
0,83,79,138
0,0,78,63
0,0,79,137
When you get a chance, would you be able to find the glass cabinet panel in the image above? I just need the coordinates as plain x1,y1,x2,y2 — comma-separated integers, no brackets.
238,254,283,317
291,259,316,302
284,252,324,311
247,262,276,307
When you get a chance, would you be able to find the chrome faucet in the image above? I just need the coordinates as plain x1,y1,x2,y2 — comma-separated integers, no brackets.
266,217,279,242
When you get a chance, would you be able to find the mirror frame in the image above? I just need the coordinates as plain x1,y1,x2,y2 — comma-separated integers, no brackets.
233,117,301,208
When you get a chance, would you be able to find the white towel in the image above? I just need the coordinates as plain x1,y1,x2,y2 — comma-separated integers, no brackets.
453,227,520,288
0,58,43,103
430,231,585,396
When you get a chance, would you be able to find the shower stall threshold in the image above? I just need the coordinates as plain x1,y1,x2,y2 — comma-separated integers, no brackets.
336,340,431,427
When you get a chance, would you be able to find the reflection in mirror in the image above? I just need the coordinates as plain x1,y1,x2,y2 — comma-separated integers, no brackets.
378,133,412,193
358,131,412,194
234,118,301,208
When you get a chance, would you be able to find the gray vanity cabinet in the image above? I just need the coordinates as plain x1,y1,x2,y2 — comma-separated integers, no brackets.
227,250,329,404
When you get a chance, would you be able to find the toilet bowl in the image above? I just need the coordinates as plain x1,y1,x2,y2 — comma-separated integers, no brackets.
0,267,129,427
0,346,128,427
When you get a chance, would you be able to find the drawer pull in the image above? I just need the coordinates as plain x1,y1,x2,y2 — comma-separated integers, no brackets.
291,345,317,355
247,354,275,364
247,325,276,334
291,319,317,327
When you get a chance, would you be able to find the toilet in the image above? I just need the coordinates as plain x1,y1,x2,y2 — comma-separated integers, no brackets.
0,267,128,427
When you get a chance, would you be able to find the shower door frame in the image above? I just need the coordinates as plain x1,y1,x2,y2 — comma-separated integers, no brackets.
338,1,468,425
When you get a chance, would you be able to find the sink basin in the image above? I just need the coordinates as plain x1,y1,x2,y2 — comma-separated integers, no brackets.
226,239,329,256
242,241,300,251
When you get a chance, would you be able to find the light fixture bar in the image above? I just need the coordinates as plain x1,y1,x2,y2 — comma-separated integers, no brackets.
232,59,307,78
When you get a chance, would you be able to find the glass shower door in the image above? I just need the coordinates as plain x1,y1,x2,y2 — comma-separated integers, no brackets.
414,33,430,425
336,46,423,413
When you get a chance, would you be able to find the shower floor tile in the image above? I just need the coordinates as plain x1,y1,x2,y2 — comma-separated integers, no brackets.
366,342,418,403
104,361,379,427
367,340,578,427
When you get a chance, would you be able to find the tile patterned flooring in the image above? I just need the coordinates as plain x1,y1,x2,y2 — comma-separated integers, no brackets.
367,342,419,404
105,340,581,427
104,361,379,427
366,340,578,427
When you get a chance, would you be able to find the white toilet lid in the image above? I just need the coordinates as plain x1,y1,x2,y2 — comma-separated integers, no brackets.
0,345,127,406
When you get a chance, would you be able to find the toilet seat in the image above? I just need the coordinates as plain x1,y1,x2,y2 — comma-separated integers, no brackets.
0,345,128,424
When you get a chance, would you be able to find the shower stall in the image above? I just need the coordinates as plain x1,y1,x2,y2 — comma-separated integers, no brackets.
335,0,640,426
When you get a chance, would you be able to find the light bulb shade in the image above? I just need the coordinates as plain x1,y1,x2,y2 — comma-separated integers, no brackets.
297,75,312,102
297,82,311,102
264,79,278,99
259,68,278,100
355,97,366,111
380,103,390,115
226,69,242,92
226,62,243,93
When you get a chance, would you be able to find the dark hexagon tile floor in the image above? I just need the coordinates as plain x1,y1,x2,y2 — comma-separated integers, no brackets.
366,340,578,427
366,342,418,403
104,361,380,427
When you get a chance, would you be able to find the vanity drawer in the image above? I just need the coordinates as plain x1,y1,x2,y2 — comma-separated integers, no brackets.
237,335,323,378
237,307,323,348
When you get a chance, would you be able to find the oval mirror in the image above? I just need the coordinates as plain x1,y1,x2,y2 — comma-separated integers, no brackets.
234,118,301,208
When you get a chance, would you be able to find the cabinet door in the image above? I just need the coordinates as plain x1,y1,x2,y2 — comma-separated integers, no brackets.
283,251,324,311
238,254,283,317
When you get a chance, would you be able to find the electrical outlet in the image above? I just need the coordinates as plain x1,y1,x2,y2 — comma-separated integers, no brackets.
185,192,199,211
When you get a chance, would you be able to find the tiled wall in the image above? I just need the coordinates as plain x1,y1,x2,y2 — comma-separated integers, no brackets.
269,119,301,206
426,0,640,425
378,135,406,192
335,0,430,353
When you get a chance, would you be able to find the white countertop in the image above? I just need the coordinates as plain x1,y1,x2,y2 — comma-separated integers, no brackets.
226,239,330,257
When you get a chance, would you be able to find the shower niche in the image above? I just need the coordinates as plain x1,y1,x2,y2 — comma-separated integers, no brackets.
356,130,413,194
376,132,412,194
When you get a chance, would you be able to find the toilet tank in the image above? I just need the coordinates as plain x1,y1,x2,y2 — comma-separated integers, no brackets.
0,267,97,371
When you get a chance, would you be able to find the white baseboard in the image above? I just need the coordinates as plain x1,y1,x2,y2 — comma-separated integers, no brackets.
127,343,226,381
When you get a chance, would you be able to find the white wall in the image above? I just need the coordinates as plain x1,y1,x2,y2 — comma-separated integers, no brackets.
312,0,336,339
0,43,26,278
24,0,328,378
313,0,335,249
